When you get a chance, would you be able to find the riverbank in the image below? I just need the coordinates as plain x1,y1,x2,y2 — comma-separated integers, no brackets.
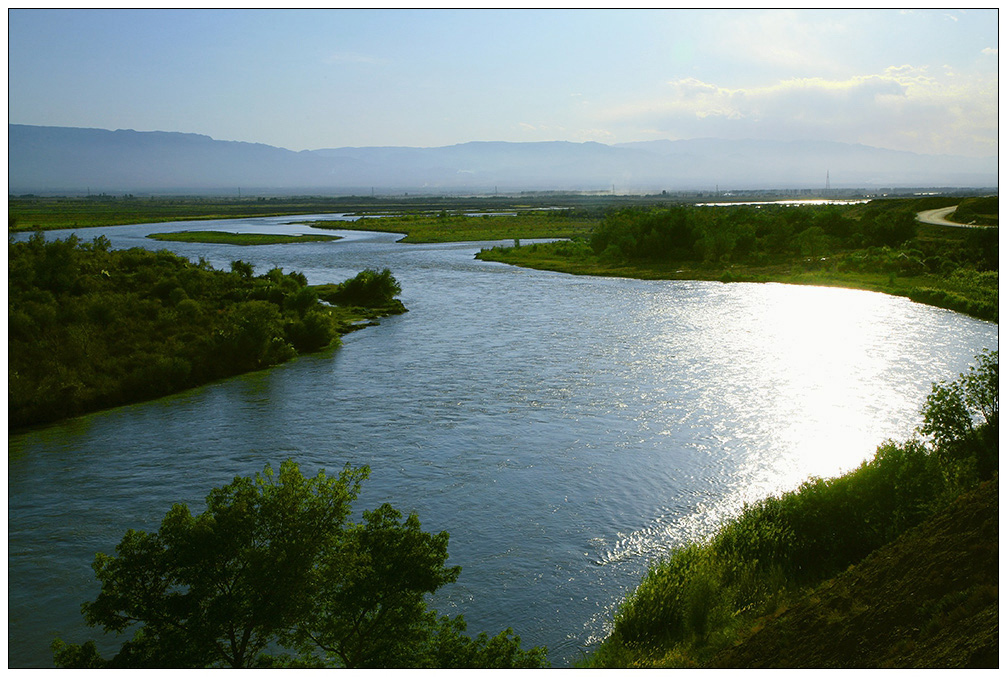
475,198,998,324
705,477,998,668
8,235,406,431
477,243,998,323
302,210,595,243
585,350,998,668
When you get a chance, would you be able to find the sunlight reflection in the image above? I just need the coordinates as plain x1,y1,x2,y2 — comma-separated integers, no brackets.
594,282,939,568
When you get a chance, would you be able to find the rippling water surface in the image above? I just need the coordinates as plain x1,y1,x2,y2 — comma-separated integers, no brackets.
8,216,998,666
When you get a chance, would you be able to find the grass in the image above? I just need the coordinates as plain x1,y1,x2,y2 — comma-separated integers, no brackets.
477,241,998,323
147,231,341,245
8,197,355,231
586,445,996,668
304,211,596,243
7,195,603,232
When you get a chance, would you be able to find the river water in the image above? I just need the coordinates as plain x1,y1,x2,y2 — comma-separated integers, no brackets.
8,215,998,667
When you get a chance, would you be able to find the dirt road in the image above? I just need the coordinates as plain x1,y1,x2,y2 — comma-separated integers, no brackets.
916,206,973,227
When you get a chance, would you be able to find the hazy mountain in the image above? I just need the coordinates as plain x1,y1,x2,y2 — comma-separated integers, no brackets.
8,124,998,195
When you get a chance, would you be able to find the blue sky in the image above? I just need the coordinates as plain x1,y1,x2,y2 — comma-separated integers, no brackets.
8,9,999,156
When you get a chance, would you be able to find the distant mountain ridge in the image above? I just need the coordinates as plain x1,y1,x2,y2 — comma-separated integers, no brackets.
8,124,998,195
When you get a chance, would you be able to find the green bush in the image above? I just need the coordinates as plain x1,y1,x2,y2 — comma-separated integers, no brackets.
316,268,402,306
8,236,402,429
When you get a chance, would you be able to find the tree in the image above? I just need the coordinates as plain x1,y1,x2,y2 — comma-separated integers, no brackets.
53,461,548,668
318,268,402,306
290,503,461,667
230,259,255,278
919,349,998,482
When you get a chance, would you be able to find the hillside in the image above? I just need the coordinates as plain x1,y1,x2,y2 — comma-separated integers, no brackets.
8,124,998,195
706,478,998,669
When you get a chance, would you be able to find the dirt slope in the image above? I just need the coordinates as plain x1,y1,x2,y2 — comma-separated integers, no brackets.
706,478,998,669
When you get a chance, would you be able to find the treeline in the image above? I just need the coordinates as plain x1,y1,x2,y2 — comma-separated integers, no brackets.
590,202,995,272
589,350,998,667
9,233,404,429
483,200,998,321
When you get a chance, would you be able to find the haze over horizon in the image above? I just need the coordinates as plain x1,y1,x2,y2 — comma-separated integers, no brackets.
8,9,1000,159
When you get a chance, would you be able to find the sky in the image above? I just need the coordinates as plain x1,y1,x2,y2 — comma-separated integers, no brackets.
7,8,1000,157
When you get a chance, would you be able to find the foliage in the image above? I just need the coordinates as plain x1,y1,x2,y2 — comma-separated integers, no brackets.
52,461,548,668
8,195,605,233
919,349,998,483
589,351,998,667
314,267,402,307
481,200,998,322
306,209,597,244
951,196,998,226
587,204,927,266
8,234,404,429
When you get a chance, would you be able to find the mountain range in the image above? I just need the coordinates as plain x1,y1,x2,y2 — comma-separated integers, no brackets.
8,124,998,195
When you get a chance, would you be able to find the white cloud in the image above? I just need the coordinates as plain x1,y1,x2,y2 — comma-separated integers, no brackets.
598,67,998,157
981,47,998,56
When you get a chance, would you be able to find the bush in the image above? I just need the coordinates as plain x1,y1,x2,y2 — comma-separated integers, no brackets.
316,268,402,306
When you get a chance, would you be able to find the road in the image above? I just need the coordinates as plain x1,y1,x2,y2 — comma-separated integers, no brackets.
916,205,977,228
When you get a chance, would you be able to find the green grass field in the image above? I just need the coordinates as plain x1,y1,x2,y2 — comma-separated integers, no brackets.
304,211,596,243
147,231,341,245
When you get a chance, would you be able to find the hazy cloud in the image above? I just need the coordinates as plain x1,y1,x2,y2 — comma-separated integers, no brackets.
707,10,854,76
600,66,997,157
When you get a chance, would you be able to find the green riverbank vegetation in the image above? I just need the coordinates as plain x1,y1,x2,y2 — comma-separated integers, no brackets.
587,350,998,668
478,197,998,322
305,209,597,243
52,460,549,668
8,233,405,430
8,196,353,231
6,194,604,232
146,230,342,245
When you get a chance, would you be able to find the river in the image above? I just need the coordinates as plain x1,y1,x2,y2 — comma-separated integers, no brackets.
8,215,998,667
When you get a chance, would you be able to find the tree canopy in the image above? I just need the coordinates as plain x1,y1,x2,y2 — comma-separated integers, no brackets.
52,460,548,668
8,234,405,429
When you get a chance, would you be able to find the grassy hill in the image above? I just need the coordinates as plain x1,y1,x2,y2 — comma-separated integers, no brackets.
706,477,998,668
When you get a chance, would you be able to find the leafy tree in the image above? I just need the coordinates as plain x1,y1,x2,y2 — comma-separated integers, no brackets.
317,268,402,306
230,259,255,279
919,349,999,481
52,461,547,668
289,503,461,667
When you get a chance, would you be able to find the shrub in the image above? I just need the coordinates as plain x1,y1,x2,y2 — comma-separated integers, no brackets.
316,268,402,306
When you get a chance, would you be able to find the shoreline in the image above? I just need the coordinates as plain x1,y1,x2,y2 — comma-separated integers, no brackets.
475,247,998,324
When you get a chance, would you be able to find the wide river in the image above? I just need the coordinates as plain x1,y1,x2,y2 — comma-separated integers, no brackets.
8,214,998,667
